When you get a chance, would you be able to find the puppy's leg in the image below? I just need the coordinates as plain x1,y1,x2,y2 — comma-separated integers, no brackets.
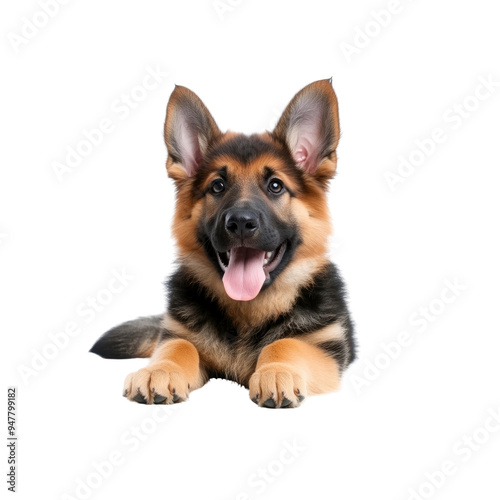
123,339,206,405
249,338,340,408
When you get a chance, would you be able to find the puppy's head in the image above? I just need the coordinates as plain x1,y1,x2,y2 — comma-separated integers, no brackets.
164,80,340,301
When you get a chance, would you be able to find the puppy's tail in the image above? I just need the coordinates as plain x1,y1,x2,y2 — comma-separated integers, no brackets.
89,314,167,359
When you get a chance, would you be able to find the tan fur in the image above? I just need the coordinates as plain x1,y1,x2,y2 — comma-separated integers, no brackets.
249,338,340,407
124,339,205,404
302,323,346,345
163,315,256,385
137,338,158,358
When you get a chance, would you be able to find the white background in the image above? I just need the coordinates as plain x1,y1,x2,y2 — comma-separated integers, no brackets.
2,1,500,499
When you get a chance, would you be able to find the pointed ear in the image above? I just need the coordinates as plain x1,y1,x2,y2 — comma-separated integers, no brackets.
272,79,340,179
164,85,221,179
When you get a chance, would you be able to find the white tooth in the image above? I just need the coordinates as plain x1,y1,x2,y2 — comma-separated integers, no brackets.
264,259,269,265
266,252,272,259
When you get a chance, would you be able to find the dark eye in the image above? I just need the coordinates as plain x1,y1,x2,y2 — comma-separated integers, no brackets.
268,178,285,195
211,179,225,195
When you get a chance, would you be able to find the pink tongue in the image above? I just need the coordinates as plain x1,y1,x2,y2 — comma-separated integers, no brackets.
222,247,266,301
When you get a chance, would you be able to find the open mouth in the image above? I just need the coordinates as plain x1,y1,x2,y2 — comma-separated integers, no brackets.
216,242,287,301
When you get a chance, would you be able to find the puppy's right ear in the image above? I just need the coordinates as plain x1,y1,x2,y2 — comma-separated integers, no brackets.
164,85,221,181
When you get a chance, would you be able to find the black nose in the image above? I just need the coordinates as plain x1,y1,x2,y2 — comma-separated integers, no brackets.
225,209,259,239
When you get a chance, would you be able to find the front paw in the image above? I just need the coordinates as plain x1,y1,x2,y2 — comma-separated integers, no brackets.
123,364,191,405
249,363,306,408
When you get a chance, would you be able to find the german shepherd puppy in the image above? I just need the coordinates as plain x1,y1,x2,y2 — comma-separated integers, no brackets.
90,79,355,408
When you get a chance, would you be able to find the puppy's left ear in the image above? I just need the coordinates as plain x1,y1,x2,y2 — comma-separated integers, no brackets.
272,79,340,181
164,85,222,181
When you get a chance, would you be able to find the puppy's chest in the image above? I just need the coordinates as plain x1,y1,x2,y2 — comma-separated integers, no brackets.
188,310,282,354
189,324,260,385
217,326,240,344
195,320,260,360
